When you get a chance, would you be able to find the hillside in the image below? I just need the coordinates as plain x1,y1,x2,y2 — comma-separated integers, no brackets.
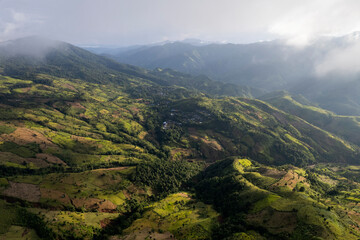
261,91,360,147
1,37,360,239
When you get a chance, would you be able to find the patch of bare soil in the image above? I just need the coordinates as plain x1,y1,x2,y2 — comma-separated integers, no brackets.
188,128,223,151
0,127,56,149
270,170,309,191
91,167,128,172
138,131,147,140
36,153,67,166
247,208,297,234
114,228,175,240
63,83,77,91
71,198,117,212
201,138,223,151
0,152,66,168
100,218,112,228
258,167,287,179
127,184,146,195
177,192,190,198
40,188,71,205
170,148,195,160
66,102,86,110
0,151,47,168
0,151,26,163
2,181,41,202
130,107,140,114
317,174,338,186
24,157,50,168
70,135,99,149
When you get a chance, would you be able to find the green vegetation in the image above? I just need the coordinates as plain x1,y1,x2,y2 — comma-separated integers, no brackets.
0,199,50,239
120,192,219,240
1,38,360,239
132,160,202,197
262,91,360,147
195,158,360,239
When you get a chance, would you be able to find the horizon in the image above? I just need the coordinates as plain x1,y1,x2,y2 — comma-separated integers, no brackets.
1,0,360,47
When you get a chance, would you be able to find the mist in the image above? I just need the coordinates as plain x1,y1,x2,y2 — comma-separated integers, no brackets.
316,40,360,77
1,0,360,78
0,36,64,59
1,0,360,46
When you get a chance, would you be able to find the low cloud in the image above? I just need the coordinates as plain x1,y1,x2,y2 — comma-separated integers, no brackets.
0,36,64,60
0,10,26,40
316,40,360,77
0,7,43,42
1,0,360,46
269,0,360,47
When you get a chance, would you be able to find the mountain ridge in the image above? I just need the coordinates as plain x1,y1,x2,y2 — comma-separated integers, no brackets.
102,33,360,115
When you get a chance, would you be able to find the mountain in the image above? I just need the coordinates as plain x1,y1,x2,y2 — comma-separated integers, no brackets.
83,38,212,56
0,36,261,99
106,33,360,115
107,40,315,90
1,37,360,239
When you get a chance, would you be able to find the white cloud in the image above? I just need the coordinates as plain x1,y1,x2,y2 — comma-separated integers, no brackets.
316,41,360,76
269,0,360,46
0,10,25,39
1,0,360,46
0,8,43,42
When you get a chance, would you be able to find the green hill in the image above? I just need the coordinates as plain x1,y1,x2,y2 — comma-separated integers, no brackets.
195,157,360,239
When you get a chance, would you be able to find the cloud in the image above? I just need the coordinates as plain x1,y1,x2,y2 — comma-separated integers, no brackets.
0,8,43,42
1,0,360,46
315,40,360,77
269,0,360,46
0,10,26,39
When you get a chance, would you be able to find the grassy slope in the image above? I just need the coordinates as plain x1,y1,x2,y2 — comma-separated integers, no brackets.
261,91,360,146
0,74,161,170
119,192,219,240
196,157,360,239
158,96,359,166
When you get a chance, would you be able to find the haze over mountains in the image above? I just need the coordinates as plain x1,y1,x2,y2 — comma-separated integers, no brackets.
90,32,360,115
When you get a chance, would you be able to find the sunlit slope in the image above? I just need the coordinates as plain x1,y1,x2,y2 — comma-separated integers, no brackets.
261,91,360,147
155,96,359,166
195,157,360,239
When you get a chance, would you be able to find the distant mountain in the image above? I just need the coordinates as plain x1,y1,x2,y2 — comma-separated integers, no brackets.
106,33,360,115
82,45,144,55
0,36,259,98
83,38,212,55
108,40,316,90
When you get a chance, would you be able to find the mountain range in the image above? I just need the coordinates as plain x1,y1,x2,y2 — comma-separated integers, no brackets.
98,33,360,115
1,36,360,239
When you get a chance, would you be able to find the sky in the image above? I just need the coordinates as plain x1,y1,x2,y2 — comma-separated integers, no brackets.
1,0,360,47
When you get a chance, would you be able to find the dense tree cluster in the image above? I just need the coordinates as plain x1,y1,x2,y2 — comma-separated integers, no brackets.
132,160,202,197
